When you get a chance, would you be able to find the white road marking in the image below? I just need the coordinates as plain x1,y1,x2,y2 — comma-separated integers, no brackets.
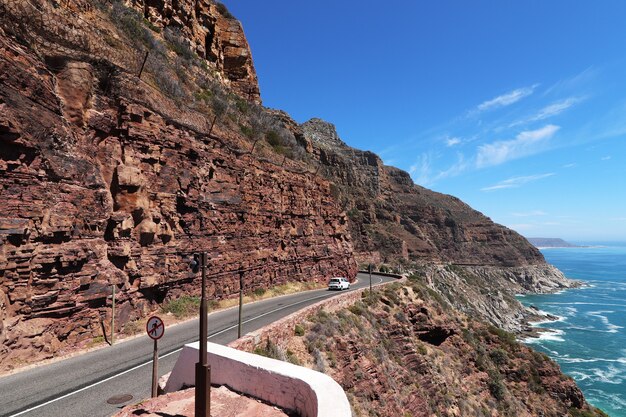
8,276,389,417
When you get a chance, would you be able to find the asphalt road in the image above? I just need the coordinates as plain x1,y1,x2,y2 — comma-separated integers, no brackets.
0,272,396,417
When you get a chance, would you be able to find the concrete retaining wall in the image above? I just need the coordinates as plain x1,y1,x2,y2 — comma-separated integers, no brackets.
164,342,351,417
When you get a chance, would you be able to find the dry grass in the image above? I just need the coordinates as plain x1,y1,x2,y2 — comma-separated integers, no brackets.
217,281,326,310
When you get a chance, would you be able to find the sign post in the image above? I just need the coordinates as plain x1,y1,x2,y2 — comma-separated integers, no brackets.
146,316,165,398
238,267,244,339
368,263,373,296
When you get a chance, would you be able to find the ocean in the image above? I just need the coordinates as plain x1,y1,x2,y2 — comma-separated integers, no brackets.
517,244,626,417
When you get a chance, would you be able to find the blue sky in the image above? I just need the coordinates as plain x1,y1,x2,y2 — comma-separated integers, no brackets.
223,1,626,241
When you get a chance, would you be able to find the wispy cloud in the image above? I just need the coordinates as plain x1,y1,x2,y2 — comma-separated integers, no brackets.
601,156,612,161
445,137,462,147
510,97,585,127
481,173,555,192
511,210,548,217
409,153,434,186
476,124,560,168
563,163,577,168
476,85,537,112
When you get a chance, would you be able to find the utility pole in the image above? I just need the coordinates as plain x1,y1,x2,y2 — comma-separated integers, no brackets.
238,267,244,338
368,263,373,296
194,252,210,417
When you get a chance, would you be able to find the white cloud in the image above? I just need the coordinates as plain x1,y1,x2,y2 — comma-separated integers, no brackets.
476,124,560,168
601,156,612,161
476,85,537,112
510,97,585,127
563,163,577,168
409,153,434,186
445,137,462,147
534,97,584,120
511,210,548,217
481,173,555,192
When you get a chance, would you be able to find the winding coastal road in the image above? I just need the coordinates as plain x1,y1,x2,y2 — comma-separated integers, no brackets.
0,272,396,417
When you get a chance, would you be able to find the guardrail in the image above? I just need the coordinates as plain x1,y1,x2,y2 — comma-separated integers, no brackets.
164,342,351,417
357,270,403,278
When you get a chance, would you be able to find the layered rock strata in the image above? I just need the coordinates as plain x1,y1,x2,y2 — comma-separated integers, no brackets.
0,27,354,370
301,118,545,267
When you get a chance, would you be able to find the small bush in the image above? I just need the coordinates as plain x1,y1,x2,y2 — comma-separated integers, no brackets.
164,27,195,61
111,2,154,48
266,130,281,147
239,124,254,138
194,89,212,103
348,301,366,316
489,348,508,366
294,324,305,336
162,296,200,319
215,2,235,19
253,287,266,297
487,369,506,401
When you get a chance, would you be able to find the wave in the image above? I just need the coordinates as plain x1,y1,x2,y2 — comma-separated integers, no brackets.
587,311,625,333
544,301,626,307
528,315,566,326
557,356,626,365
523,329,565,343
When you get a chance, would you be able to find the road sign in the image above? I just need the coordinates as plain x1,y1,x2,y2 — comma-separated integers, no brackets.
146,316,165,340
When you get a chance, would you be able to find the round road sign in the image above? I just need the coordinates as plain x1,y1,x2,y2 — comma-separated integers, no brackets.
146,316,165,340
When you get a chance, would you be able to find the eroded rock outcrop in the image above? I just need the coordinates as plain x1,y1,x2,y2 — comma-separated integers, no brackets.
126,0,261,103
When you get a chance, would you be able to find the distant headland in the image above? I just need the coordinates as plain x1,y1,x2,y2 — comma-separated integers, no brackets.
526,237,582,248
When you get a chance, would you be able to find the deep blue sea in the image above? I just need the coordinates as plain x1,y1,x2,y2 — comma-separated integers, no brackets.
517,243,626,417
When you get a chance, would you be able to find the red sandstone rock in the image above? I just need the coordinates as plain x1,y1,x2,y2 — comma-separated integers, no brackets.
0,22,354,370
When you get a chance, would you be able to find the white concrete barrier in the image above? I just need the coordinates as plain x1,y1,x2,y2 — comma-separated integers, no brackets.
165,341,351,417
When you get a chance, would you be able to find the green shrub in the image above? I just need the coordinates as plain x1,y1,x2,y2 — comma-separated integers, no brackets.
294,324,305,336
239,124,254,138
164,27,195,61
489,348,508,366
161,296,201,319
215,2,235,19
194,89,213,103
265,130,281,147
348,301,366,316
253,287,266,297
487,369,506,401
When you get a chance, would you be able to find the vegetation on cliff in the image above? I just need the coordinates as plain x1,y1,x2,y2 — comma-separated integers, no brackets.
251,278,608,417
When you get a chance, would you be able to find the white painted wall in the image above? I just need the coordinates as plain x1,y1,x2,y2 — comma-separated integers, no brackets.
165,342,351,417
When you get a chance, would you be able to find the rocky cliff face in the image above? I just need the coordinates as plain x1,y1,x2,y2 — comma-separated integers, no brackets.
301,118,544,267
298,118,574,330
0,7,354,370
125,0,261,103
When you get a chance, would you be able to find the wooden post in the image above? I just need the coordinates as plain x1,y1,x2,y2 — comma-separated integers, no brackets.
138,50,149,79
250,138,259,154
111,285,115,345
208,114,218,137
